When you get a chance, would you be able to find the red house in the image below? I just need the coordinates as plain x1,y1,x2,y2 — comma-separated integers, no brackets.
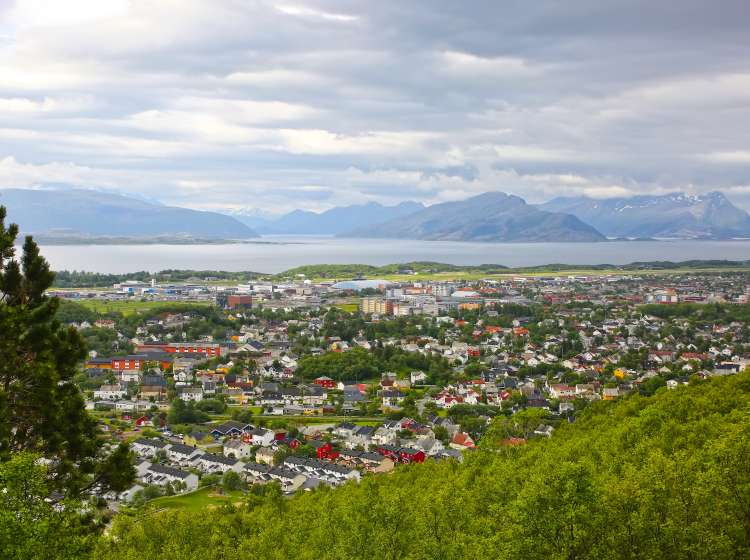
398,448,425,464
136,342,221,357
134,416,152,428
313,376,336,389
310,440,339,460
375,445,425,464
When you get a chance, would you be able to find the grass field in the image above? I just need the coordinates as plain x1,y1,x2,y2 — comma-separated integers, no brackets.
146,486,246,512
306,266,750,283
334,303,360,313
75,299,213,316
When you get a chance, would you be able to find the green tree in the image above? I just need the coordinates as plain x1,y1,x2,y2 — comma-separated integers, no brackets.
168,398,210,424
100,372,750,559
222,470,244,492
0,207,134,496
0,453,94,559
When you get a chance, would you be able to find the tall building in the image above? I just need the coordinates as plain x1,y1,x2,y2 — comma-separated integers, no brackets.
227,294,253,310
360,297,393,315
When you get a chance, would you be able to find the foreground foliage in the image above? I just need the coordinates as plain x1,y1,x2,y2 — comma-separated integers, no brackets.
0,454,95,560
100,372,750,559
0,206,134,496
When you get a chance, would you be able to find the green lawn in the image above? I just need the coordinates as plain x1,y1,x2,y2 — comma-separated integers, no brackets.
225,406,263,415
306,266,750,283
146,486,246,512
334,303,360,313
75,299,212,316
373,268,750,282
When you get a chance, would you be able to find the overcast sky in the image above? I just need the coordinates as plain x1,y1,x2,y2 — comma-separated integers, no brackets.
0,0,748,214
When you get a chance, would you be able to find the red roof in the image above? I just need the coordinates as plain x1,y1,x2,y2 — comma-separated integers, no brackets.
451,432,476,448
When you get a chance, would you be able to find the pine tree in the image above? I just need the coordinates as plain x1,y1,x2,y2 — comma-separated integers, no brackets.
0,205,134,496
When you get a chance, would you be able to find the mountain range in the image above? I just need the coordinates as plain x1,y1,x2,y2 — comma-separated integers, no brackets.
2,187,749,243
343,192,606,242
232,201,424,235
0,188,257,240
231,190,750,241
539,191,750,239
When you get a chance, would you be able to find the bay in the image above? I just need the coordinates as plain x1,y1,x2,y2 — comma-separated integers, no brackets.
30,236,750,274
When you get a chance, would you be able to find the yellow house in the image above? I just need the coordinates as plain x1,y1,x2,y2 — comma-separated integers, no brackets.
223,386,247,405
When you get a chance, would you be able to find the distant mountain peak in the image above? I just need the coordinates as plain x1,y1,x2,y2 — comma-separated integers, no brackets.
341,191,605,242
539,190,750,239
239,200,426,235
0,188,257,240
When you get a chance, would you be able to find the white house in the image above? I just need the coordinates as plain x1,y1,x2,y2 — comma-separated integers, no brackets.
249,428,276,447
197,453,243,474
132,438,168,458
136,461,199,491
223,439,253,459
118,371,141,383
177,386,204,402
94,384,127,400
165,443,203,465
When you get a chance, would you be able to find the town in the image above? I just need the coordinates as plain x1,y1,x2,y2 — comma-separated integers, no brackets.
57,269,750,508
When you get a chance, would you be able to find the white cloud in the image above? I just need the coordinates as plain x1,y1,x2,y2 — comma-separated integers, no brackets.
275,4,358,22
0,95,95,114
440,51,538,77
0,156,97,186
702,150,750,164
277,129,438,156
225,69,327,88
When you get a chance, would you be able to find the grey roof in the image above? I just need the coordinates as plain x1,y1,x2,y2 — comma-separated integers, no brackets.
339,449,384,463
201,453,239,466
301,477,324,490
177,386,202,394
283,456,356,476
251,427,273,437
134,438,167,448
243,462,271,475
169,443,199,455
269,466,299,480
148,463,192,479
353,425,376,437
211,421,252,434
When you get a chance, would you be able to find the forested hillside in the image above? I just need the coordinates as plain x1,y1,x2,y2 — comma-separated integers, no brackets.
99,372,750,560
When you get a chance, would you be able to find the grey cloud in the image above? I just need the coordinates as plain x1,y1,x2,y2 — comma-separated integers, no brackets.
0,0,748,211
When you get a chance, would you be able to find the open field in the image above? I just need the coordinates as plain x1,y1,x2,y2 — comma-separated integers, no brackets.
74,299,213,316
304,266,750,283
145,486,246,512
334,302,360,312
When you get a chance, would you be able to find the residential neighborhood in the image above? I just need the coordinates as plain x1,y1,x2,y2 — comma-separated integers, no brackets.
57,269,750,506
